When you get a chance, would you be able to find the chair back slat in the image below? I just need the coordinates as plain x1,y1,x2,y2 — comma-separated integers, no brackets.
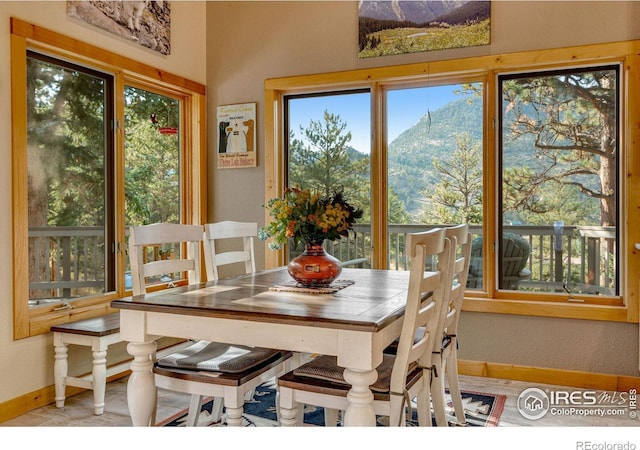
213,250,253,268
143,259,197,277
129,222,203,245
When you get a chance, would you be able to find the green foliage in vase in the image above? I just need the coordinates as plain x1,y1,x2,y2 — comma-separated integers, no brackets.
259,186,363,250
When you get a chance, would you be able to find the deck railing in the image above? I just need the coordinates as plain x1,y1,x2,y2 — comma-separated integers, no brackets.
327,223,616,295
28,226,106,306
29,223,617,307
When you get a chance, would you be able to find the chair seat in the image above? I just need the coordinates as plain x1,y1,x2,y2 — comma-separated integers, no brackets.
154,344,293,387
278,354,420,400
156,340,284,373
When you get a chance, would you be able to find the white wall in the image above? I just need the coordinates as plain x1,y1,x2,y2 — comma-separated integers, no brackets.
0,1,206,404
206,1,640,377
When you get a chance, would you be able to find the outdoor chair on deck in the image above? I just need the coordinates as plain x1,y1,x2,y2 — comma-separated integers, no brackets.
128,222,293,426
277,228,455,427
466,232,531,290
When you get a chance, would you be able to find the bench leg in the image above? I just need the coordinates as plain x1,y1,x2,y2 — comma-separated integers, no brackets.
91,348,108,415
54,342,69,408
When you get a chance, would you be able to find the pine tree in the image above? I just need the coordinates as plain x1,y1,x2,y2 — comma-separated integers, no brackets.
421,132,482,224
502,69,617,227
289,110,410,225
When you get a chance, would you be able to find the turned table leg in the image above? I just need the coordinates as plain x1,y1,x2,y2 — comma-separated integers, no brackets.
126,341,157,426
342,368,378,426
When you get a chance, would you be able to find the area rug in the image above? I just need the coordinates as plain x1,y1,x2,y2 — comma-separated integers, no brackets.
157,378,505,427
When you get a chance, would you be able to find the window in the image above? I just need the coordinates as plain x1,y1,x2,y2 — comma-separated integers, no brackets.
283,83,485,271
499,66,619,297
11,19,206,338
285,90,371,263
26,52,114,307
386,83,484,272
124,85,183,290
265,41,639,323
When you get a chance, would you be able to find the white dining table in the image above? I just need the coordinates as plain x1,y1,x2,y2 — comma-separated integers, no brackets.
111,267,409,426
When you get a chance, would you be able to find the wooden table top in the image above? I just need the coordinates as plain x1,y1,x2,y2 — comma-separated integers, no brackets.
111,268,409,332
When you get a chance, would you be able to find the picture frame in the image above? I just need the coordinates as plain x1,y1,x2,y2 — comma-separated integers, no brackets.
67,1,171,55
217,103,257,169
358,0,490,58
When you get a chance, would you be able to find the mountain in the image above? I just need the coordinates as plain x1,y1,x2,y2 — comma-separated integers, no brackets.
358,0,483,24
384,94,599,220
435,1,490,25
387,96,482,215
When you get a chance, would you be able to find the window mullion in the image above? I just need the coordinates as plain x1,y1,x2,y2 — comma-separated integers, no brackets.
115,73,127,296
371,82,387,269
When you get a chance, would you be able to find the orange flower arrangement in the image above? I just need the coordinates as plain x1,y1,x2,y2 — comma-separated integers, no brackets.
259,186,363,250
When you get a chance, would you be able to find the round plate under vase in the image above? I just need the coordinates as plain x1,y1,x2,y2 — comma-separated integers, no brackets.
287,241,342,287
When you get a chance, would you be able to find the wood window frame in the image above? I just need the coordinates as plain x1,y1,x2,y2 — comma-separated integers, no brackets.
10,18,207,339
264,40,640,324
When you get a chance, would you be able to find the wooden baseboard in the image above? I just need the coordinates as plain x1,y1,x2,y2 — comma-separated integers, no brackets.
458,359,640,392
2,359,638,424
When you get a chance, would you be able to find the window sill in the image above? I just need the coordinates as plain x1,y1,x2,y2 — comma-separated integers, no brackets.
462,296,634,323
28,301,120,337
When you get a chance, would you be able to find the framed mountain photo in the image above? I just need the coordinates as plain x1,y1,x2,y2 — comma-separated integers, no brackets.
67,1,171,55
358,0,490,58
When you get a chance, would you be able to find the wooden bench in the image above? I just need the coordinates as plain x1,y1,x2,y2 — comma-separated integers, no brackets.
52,313,191,415
51,313,125,415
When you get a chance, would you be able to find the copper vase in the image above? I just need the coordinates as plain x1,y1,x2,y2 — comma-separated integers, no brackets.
287,241,342,287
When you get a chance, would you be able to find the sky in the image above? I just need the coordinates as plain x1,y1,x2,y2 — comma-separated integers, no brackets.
287,84,464,154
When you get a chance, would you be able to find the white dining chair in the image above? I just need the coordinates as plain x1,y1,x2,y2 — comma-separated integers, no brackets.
430,224,472,426
128,222,203,296
128,222,293,426
187,220,265,422
203,221,257,281
277,228,455,426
